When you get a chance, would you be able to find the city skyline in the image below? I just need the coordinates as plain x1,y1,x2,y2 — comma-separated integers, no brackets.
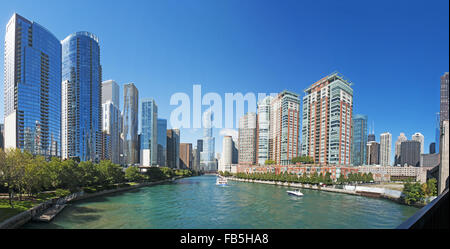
0,1,449,164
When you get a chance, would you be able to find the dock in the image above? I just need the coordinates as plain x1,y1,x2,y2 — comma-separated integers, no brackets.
33,204,67,222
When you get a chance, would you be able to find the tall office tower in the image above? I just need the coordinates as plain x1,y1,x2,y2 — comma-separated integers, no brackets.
4,14,61,157
122,83,139,165
257,96,273,165
301,73,353,165
411,132,424,154
102,80,120,108
101,80,121,164
351,114,368,166
438,120,449,194
222,136,233,165
232,138,239,164
271,90,300,165
200,110,216,171
167,129,180,169
435,113,440,153
368,134,376,142
179,143,193,169
366,141,380,165
238,112,257,164
192,148,198,171
61,31,101,162
157,119,167,166
140,99,158,166
429,143,436,154
394,133,407,166
379,132,392,166
440,72,449,123
400,140,421,167
197,139,203,153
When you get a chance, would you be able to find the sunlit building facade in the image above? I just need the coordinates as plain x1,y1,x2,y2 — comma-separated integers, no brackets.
4,14,61,157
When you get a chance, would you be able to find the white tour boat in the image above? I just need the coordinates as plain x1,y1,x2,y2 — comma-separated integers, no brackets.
287,190,303,196
216,177,228,186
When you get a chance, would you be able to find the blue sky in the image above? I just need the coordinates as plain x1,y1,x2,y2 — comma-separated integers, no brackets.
0,0,448,164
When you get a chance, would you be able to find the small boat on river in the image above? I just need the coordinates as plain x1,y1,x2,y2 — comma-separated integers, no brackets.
287,190,303,196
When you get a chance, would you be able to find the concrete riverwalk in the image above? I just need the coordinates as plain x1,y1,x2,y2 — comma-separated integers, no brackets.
226,177,410,204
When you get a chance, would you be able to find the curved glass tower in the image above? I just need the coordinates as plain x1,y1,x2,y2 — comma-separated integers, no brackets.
61,32,102,162
4,13,61,157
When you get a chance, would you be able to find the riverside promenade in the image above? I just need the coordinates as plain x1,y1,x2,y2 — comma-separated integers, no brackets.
0,178,178,229
226,177,412,205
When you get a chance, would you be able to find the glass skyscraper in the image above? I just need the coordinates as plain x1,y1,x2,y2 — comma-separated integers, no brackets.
351,114,368,166
122,83,139,165
157,119,167,166
200,110,216,171
140,98,158,166
257,96,273,165
101,80,121,164
61,31,102,162
4,13,61,157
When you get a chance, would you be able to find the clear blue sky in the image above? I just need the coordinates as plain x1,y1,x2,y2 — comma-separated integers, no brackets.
1,0,448,164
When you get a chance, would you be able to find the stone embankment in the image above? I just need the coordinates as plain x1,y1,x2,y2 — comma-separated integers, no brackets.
226,177,417,205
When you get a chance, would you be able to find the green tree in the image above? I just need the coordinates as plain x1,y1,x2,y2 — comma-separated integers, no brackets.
125,166,145,182
403,181,424,205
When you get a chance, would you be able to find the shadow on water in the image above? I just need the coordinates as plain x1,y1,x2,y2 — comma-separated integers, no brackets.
22,221,66,229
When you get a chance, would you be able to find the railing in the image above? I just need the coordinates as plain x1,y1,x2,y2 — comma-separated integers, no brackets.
397,188,449,229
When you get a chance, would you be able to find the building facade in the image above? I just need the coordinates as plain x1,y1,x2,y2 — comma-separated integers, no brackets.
411,132,424,155
394,133,407,166
200,110,216,171
301,73,353,165
380,132,392,166
61,31,102,162
257,96,273,165
167,129,180,169
439,120,449,194
440,72,449,123
101,80,121,164
4,14,61,158
351,114,367,166
140,99,158,166
157,119,167,166
122,83,139,165
179,143,193,169
238,112,257,164
420,153,440,168
368,134,376,142
366,141,380,165
400,140,421,167
271,90,300,165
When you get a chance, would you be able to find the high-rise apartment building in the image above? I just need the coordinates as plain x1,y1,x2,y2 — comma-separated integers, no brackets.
179,143,193,169
351,114,367,166
257,96,273,165
366,141,380,165
380,132,392,166
61,31,102,162
411,132,424,154
4,14,61,157
101,80,121,164
400,140,421,167
167,129,180,169
301,73,353,165
122,83,139,165
157,119,167,166
270,90,300,165
238,112,257,164
140,99,158,166
394,133,407,166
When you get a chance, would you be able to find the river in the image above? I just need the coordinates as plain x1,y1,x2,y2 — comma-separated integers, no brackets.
23,175,419,229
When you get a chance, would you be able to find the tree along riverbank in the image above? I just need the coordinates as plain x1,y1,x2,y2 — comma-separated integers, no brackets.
0,148,201,225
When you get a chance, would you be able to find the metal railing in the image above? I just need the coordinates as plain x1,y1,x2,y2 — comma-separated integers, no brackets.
397,188,449,229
